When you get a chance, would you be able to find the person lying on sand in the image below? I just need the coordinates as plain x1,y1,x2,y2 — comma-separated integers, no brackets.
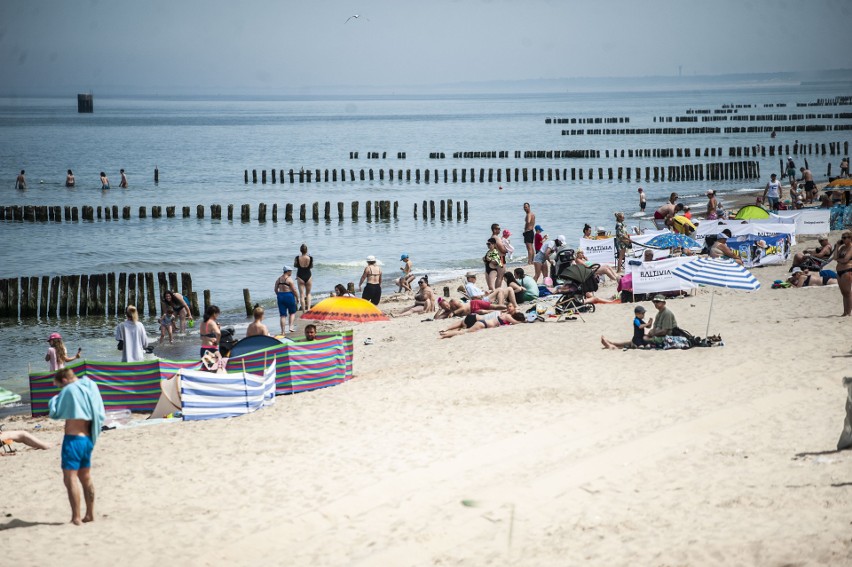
433,297,506,320
395,277,436,317
787,267,838,287
1,426,51,454
439,304,525,338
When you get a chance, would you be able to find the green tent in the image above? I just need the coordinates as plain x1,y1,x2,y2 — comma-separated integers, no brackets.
734,204,770,220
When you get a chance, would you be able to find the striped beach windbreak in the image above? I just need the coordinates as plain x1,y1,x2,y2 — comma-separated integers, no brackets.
179,359,276,421
28,330,354,416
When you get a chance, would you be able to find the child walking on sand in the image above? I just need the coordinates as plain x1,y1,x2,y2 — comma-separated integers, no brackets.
158,308,175,344
49,368,105,525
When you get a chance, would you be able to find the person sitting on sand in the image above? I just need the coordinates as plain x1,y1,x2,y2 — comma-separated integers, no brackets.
574,250,620,283
503,272,530,305
647,295,677,342
246,305,271,337
434,297,506,320
600,304,653,350
334,284,355,298
0,426,51,454
792,234,833,268
708,231,743,265
787,266,839,288
463,271,516,307
396,276,436,317
439,304,525,338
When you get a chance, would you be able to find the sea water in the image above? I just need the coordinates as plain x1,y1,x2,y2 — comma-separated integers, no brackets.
1,85,849,403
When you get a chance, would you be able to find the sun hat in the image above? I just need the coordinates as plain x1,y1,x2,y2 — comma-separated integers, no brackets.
366,255,376,263
534,224,543,232
47,332,62,341
502,229,511,238
756,240,767,248
596,226,606,233
282,265,292,273
400,253,408,260
818,234,828,240
557,234,566,244
465,271,478,278
634,305,646,313
652,295,667,302
716,232,728,239
791,267,802,274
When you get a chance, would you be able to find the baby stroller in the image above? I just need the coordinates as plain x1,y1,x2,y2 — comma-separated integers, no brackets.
551,256,600,317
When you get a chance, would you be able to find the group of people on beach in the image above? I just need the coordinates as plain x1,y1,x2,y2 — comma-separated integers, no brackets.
14,168,128,190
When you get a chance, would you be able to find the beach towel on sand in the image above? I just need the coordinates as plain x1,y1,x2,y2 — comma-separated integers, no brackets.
49,378,106,446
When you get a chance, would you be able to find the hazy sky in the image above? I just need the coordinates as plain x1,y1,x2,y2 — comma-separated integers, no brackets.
1,0,850,95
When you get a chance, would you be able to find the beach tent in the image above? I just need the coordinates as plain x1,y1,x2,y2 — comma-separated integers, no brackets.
734,205,770,220
229,335,283,358
151,360,276,421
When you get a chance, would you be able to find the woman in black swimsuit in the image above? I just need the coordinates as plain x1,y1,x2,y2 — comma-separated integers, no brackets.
294,243,313,311
833,231,852,316
162,290,193,333
359,255,382,305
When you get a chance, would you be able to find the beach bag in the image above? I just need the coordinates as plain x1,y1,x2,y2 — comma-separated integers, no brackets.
838,377,852,451
662,336,691,350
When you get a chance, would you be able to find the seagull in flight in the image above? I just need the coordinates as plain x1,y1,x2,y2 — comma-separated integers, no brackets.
345,14,369,23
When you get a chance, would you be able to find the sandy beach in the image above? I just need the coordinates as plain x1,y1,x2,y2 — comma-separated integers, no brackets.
3,215,851,565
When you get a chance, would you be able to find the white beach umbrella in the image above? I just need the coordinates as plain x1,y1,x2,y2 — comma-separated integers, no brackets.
670,258,760,336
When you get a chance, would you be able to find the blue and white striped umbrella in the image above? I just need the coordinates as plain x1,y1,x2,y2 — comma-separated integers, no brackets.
671,258,759,335
671,257,760,291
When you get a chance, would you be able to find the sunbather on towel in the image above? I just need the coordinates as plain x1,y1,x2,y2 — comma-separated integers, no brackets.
49,368,106,525
434,297,506,320
439,306,525,338
0,428,51,454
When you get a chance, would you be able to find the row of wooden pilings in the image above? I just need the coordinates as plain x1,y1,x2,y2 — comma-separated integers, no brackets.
562,126,852,135
349,152,407,159
0,272,202,320
428,142,848,160
671,113,852,123
242,161,760,185
0,200,468,223
545,117,630,124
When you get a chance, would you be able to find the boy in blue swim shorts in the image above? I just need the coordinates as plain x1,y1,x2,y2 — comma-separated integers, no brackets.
49,368,105,525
